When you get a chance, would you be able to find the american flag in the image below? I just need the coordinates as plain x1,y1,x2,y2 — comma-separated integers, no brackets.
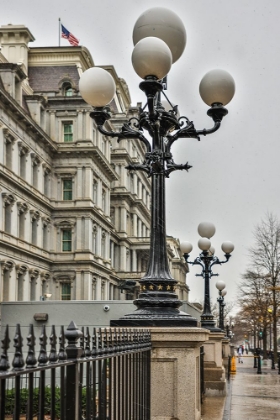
61,24,79,46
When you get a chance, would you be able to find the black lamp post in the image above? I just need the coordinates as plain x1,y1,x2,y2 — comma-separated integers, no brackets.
79,8,235,326
225,322,234,339
180,222,234,331
216,280,227,331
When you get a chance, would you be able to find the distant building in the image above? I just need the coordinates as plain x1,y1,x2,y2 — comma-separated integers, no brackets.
0,24,190,316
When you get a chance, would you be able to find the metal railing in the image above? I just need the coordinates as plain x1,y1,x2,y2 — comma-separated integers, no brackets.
200,346,205,404
0,321,151,420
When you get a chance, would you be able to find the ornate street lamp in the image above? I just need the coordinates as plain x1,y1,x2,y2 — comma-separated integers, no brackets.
79,8,235,326
180,222,234,330
216,280,227,331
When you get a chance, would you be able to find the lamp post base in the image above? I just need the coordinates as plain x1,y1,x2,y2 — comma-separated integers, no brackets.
110,308,198,327
201,315,222,332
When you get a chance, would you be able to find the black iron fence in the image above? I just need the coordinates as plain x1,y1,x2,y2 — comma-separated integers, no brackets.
200,346,205,405
0,321,151,420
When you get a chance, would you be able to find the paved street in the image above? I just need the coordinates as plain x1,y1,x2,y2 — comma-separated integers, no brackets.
203,352,280,420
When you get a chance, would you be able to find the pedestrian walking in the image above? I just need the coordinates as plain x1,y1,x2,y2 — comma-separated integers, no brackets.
238,346,243,363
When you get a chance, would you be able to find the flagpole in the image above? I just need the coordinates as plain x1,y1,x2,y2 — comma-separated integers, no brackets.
59,18,61,46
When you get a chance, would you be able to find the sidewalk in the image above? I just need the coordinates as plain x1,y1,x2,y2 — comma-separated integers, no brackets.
202,352,280,420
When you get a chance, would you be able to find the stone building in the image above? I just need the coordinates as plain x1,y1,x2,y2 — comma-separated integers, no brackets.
0,24,190,314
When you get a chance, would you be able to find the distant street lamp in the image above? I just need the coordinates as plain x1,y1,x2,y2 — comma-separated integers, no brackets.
216,280,227,330
180,222,234,331
225,322,234,339
79,8,235,326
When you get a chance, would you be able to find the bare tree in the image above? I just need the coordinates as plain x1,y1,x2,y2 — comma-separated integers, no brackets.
240,213,280,359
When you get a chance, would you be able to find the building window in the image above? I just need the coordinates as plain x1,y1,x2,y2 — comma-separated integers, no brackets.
3,194,15,234
63,179,73,200
63,123,73,142
19,212,25,239
31,219,37,245
102,189,106,212
4,203,12,233
101,231,106,258
65,87,73,97
93,180,98,203
5,140,13,169
20,152,26,179
32,162,38,188
92,225,97,254
61,283,71,300
62,229,72,251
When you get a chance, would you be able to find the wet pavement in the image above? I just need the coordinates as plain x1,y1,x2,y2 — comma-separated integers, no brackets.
202,352,280,420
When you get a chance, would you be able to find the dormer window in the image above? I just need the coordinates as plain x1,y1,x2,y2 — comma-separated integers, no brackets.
65,86,73,96
62,82,74,97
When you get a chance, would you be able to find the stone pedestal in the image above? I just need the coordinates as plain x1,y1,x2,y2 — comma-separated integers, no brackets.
222,337,230,358
203,331,226,396
150,327,209,420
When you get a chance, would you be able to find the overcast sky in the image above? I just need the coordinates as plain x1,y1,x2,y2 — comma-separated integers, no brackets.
2,0,280,314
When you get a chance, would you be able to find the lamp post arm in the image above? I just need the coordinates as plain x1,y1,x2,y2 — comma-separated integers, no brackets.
183,254,206,276
90,110,152,152
165,104,228,149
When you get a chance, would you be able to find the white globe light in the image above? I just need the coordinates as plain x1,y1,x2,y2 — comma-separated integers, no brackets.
132,37,172,80
198,222,216,239
133,7,186,63
221,289,227,297
209,246,215,255
221,241,234,254
180,241,193,254
198,237,211,251
216,280,226,291
199,69,235,106
79,67,116,107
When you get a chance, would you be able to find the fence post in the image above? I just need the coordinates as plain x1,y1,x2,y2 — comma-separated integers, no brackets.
65,321,83,420
271,353,275,370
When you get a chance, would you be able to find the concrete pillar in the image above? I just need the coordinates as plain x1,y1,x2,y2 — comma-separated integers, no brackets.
76,167,83,199
150,328,209,420
120,207,127,232
110,241,115,267
119,245,127,271
132,250,137,271
133,213,138,236
77,110,83,139
203,331,227,396
138,218,142,237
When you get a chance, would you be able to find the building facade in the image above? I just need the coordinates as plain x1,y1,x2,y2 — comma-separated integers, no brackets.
0,24,189,314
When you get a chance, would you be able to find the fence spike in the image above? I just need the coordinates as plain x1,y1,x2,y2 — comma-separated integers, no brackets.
26,324,37,368
92,328,97,356
58,326,67,361
49,325,58,364
12,324,24,371
65,321,83,359
0,325,10,371
98,327,103,356
85,327,91,357
79,326,85,358
38,324,49,366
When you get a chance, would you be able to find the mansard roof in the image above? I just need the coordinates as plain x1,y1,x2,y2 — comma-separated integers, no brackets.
28,65,80,93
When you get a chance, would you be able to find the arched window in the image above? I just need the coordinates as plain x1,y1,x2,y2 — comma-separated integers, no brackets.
62,82,74,97
65,86,73,97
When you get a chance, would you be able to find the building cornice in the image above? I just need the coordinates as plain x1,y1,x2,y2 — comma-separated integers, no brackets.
55,144,118,181
28,46,94,72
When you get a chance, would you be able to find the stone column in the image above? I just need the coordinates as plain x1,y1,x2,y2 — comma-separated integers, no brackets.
132,250,137,272
150,327,209,420
133,213,138,236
